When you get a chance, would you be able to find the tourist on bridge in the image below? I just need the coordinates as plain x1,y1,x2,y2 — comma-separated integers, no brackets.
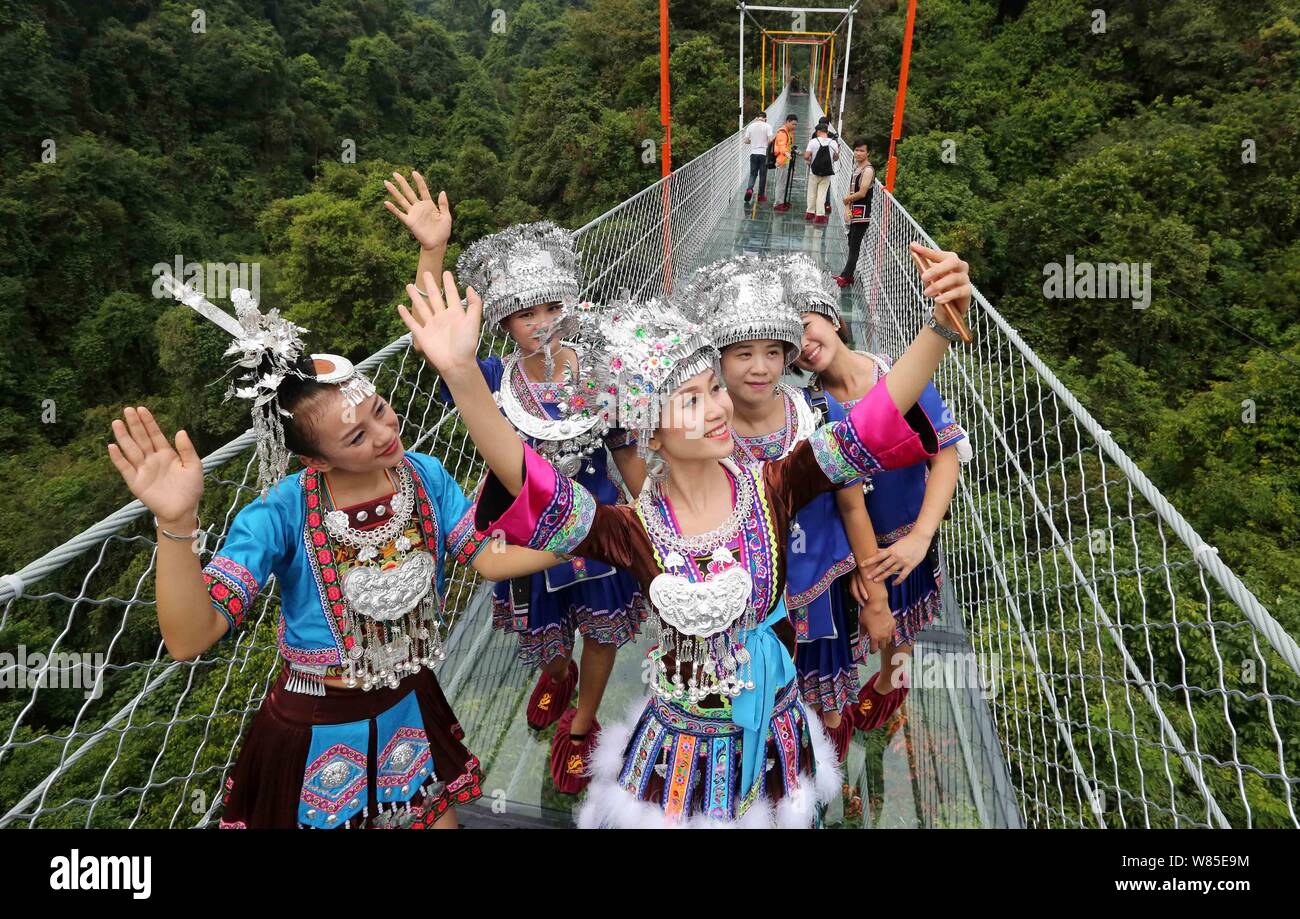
811,117,839,215
391,190,649,796
772,112,799,213
106,249,563,827
701,253,886,763
795,270,970,734
834,138,876,287
804,121,839,224
742,110,774,204
400,240,974,827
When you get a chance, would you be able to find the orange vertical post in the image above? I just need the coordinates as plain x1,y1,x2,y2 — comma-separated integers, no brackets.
760,32,766,107
659,0,672,292
885,0,918,191
825,35,835,111
659,0,671,177
819,40,827,105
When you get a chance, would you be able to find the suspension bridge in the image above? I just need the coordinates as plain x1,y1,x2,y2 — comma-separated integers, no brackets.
1,9,1297,830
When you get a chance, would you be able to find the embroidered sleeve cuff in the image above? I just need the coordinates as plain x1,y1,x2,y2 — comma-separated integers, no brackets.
202,556,259,637
446,504,491,565
810,378,938,483
473,443,596,555
936,422,967,451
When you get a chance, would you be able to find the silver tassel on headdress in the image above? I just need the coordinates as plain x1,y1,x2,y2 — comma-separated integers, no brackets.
161,278,375,496
161,278,310,496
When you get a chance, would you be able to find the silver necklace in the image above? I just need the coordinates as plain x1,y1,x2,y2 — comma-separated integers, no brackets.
323,464,415,562
637,458,755,565
495,348,606,477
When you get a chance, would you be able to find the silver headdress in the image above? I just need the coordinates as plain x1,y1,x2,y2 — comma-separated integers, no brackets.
779,253,842,330
684,255,803,363
159,275,376,496
580,298,721,459
456,220,582,333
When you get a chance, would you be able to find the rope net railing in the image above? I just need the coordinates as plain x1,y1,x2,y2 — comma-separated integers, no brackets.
0,103,758,828
804,92,1300,829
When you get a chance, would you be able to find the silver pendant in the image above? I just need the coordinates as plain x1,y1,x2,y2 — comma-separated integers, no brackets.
648,565,752,638
343,550,435,622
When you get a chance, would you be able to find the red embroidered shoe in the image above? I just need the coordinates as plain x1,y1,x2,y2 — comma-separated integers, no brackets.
804,211,815,221
773,203,791,212
814,215,829,225
823,705,855,763
757,194,768,202
832,274,854,288
852,671,909,731
550,707,601,795
526,661,578,730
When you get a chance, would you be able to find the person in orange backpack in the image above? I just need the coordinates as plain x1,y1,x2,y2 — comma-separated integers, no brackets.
772,113,798,212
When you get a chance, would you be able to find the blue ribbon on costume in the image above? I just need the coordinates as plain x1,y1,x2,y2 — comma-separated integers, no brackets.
731,598,796,801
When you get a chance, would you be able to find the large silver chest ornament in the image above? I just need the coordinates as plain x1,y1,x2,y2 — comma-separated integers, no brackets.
286,464,447,695
647,562,759,704
638,459,765,704
337,546,446,692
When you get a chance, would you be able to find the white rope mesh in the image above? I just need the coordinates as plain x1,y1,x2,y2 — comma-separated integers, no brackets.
2,83,1294,829
807,89,1299,829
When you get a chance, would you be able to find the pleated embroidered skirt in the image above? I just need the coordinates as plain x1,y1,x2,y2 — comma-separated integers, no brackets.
576,680,842,828
219,664,482,829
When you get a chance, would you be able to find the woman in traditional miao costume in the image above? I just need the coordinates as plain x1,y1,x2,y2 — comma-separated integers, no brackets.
794,275,969,732
396,241,972,827
698,253,894,763
432,220,647,794
106,283,561,829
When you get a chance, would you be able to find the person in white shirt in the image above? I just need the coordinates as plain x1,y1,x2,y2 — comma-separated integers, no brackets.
803,123,839,225
742,112,775,204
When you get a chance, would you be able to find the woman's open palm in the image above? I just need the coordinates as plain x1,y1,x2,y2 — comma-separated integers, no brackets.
384,171,451,251
399,270,484,375
107,407,204,523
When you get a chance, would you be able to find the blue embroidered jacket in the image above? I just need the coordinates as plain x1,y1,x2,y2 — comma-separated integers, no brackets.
201,452,484,668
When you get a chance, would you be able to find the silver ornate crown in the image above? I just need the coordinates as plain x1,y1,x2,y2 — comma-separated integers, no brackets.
456,221,582,333
684,255,803,362
579,299,720,458
780,253,842,329
160,276,375,496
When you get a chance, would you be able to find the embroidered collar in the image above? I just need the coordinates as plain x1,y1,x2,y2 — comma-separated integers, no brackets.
729,384,819,463
297,457,445,686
